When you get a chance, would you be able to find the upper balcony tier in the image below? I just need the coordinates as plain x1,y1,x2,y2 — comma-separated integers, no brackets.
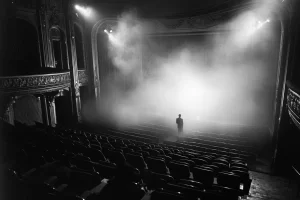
0,70,88,95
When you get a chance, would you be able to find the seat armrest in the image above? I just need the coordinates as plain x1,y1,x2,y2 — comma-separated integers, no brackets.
90,178,109,194
21,168,37,179
80,191,91,199
55,184,68,192
44,176,58,187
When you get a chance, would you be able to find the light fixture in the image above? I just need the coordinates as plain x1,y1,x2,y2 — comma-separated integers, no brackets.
256,19,270,30
104,28,113,35
74,4,91,17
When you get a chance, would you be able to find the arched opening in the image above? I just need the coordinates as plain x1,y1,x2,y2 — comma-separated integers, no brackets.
3,18,40,75
50,27,69,71
97,28,116,102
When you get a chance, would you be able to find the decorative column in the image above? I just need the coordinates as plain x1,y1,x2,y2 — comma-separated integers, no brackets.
47,95,57,127
36,1,54,69
40,94,50,126
63,0,82,123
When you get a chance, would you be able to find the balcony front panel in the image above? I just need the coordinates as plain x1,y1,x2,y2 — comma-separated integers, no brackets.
0,72,71,94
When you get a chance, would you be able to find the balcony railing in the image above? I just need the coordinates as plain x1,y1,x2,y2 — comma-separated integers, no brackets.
0,72,71,94
0,70,89,95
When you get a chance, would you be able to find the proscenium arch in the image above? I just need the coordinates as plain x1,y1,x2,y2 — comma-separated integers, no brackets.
269,3,293,167
91,18,117,101
90,2,292,153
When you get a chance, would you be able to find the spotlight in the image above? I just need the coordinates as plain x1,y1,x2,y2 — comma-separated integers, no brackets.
256,19,270,30
74,4,91,17
74,5,80,10
104,29,110,36
104,28,113,35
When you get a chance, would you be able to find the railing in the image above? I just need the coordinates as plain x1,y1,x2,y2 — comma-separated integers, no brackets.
0,72,71,94
0,70,88,95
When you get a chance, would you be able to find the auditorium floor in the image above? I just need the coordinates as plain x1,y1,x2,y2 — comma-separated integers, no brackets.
248,171,300,200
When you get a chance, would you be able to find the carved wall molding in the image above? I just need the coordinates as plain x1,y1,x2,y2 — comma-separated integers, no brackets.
78,70,88,86
287,82,300,128
49,5,60,26
0,72,71,94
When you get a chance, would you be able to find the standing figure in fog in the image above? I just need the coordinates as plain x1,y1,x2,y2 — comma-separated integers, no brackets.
176,114,183,134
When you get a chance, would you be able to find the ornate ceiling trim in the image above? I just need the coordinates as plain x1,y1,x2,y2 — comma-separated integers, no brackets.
145,6,244,34
0,72,71,95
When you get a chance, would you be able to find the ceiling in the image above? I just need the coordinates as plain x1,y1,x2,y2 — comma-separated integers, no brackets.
87,0,249,18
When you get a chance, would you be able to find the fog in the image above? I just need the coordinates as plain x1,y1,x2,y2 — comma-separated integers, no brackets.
83,1,281,133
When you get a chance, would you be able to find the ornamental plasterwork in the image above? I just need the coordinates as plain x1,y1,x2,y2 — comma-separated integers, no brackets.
158,15,221,30
49,5,60,26
144,11,230,34
0,72,71,94
287,87,300,122
78,70,88,85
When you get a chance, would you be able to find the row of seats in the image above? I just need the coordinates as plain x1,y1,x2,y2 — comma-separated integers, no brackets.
93,124,256,164
124,123,255,152
2,121,252,200
50,126,252,193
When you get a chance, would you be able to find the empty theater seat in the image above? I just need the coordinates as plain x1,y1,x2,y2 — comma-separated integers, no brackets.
168,161,191,180
192,167,214,186
149,158,169,174
125,153,148,170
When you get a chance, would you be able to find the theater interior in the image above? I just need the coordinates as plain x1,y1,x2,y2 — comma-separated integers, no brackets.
1,0,300,199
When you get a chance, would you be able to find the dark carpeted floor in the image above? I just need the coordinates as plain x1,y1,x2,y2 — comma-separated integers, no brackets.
247,171,300,200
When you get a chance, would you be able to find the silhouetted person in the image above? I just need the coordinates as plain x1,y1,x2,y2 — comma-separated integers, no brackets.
176,114,183,134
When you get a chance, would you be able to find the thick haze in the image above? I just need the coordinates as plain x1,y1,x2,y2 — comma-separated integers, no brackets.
83,0,281,132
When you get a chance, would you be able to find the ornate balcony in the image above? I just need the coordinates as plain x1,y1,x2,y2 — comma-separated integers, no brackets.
0,70,89,95
0,72,71,94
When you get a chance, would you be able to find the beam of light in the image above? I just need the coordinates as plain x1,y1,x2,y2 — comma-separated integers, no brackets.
229,11,272,48
74,4,91,17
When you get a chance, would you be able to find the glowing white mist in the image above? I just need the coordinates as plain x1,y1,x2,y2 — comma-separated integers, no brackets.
107,12,145,76
89,1,281,131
